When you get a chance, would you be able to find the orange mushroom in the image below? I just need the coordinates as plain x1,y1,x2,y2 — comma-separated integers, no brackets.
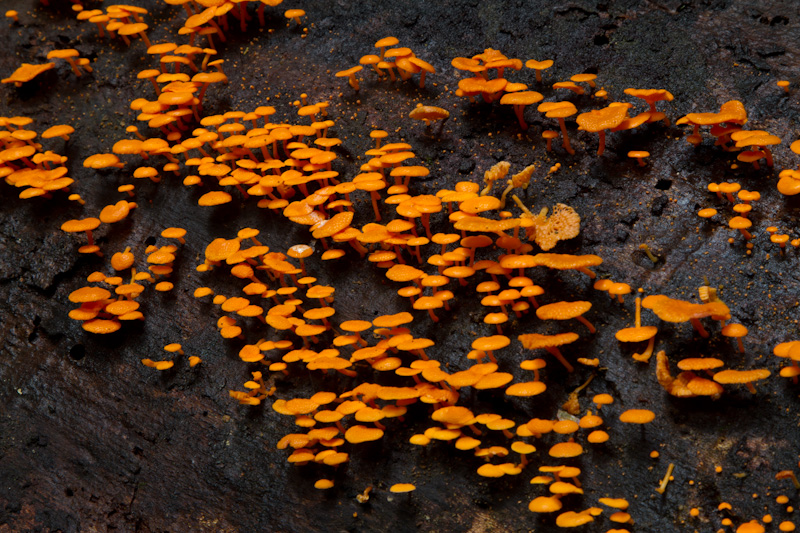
336,66,363,91
537,101,577,155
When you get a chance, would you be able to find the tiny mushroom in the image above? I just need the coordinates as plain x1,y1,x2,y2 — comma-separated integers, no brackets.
336,66,364,91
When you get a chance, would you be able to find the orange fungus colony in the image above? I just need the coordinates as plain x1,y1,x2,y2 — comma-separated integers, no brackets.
4,1,800,531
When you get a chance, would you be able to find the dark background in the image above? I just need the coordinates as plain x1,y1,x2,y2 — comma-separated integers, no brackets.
2,0,800,531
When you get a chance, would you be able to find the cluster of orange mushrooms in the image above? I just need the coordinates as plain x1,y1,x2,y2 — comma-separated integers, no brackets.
5,2,800,531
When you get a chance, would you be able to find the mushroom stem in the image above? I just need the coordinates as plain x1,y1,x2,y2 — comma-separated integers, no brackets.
513,105,528,130
369,191,382,221
639,244,659,264
596,130,606,157
764,148,774,167
426,309,439,322
776,471,800,489
689,318,709,338
557,118,574,155
576,316,596,334
545,347,574,373
64,58,82,77
744,382,757,394
655,463,675,494
632,336,656,363
576,267,596,279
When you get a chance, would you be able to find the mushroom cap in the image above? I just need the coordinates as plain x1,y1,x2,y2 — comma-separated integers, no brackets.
472,335,510,352
623,88,674,103
386,264,425,282
83,319,122,334
118,22,149,36
505,381,547,397
556,511,595,527
686,375,724,397
525,59,554,70
99,200,132,224
677,357,724,371
373,312,413,328
729,216,753,230
642,294,730,322
519,332,579,349
721,323,748,338
84,153,122,169
197,189,233,206
389,483,416,493
736,521,766,533
713,369,770,385
587,430,610,443
528,496,562,513
548,441,583,458
61,217,101,233
2,62,55,84
42,124,75,138
500,90,544,106
409,105,449,121
205,237,240,262
534,253,603,270
431,406,476,426
69,286,112,303
571,73,597,83
619,409,656,424
576,104,630,132
538,101,577,118
734,133,781,148
335,66,363,78
375,36,399,48
550,481,583,495
615,326,658,342
536,301,591,320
